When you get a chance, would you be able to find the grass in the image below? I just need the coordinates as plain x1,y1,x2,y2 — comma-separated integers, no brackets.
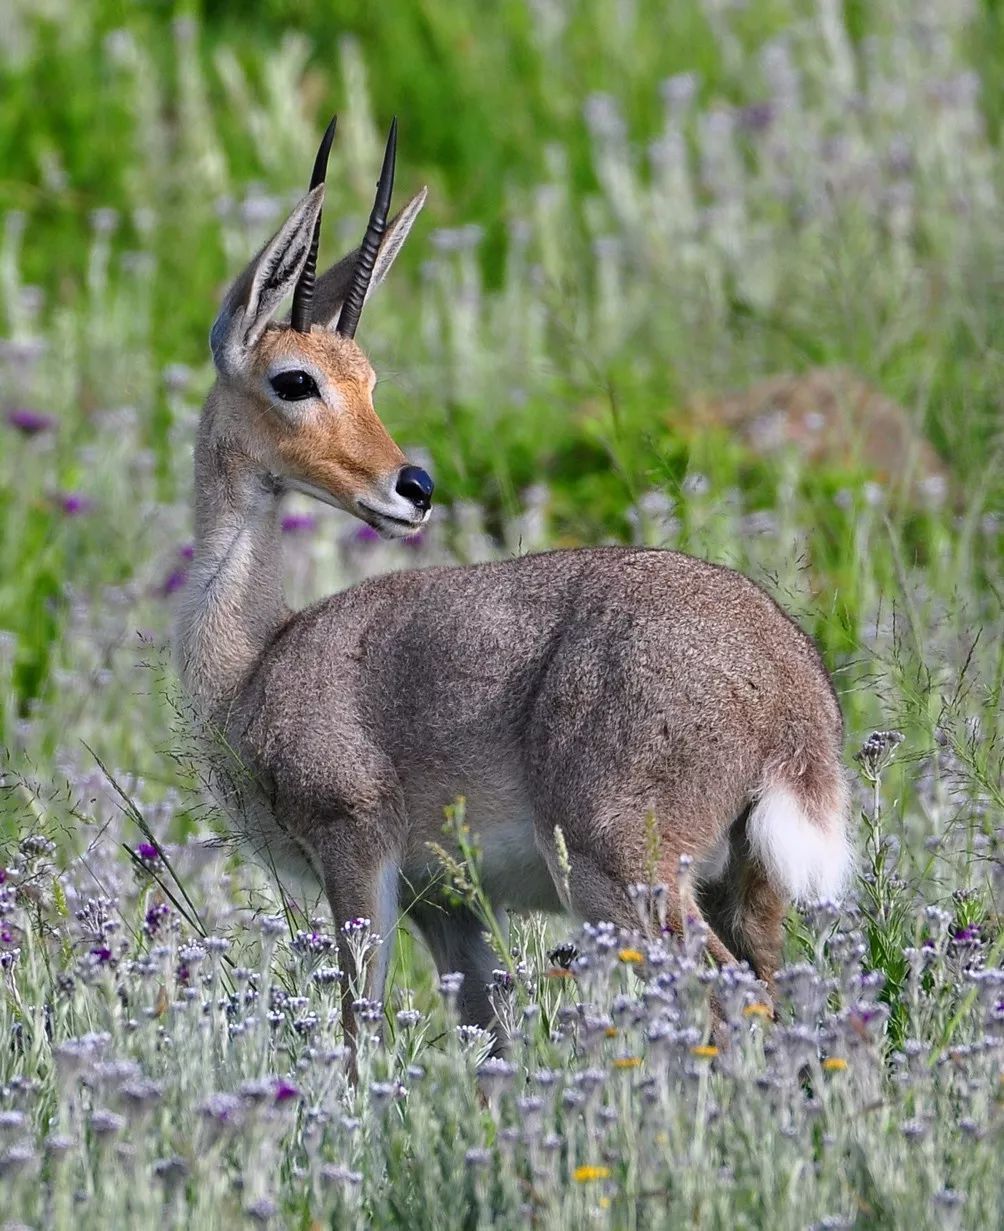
1,0,1003,1226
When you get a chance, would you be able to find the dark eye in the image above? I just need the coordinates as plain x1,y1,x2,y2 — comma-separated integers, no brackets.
269,370,318,401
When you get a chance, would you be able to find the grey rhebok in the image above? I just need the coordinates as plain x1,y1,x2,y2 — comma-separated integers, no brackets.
175,116,852,1048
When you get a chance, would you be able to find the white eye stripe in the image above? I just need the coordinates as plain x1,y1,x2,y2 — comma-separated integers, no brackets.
267,364,322,385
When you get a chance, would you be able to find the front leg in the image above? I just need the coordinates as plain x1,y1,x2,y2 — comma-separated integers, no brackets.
312,826,402,1054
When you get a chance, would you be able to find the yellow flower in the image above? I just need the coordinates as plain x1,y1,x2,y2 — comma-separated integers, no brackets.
822,1057,848,1073
613,1056,641,1069
573,1165,611,1183
690,1045,719,1059
617,948,644,965
604,1026,619,1038
743,1003,772,1019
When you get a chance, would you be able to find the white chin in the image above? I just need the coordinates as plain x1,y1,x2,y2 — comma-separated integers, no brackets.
376,522,413,541
280,478,427,538
357,501,428,540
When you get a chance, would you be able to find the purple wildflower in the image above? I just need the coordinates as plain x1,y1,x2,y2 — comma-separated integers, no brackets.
144,902,169,937
6,407,55,435
291,929,335,956
56,492,91,517
353,523,381,544
200,1093,242,1126
160,568,188,597
403,529,426,550
738,101,775,133
491,969,516,993
179,543,195,561
90,946,113,964
281,512,317,535
137,842,160,864
273,1080,299,1105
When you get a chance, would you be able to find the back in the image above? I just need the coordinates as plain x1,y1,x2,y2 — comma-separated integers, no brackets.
238,547,840,810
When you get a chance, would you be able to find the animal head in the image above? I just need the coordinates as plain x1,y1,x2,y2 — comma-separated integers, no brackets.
207,116,433,537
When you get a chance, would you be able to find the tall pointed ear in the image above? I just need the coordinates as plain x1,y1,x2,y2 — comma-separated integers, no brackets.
312,188,427,330
210,185,325,375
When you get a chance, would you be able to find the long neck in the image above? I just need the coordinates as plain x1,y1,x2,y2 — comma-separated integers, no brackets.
175,397,289,715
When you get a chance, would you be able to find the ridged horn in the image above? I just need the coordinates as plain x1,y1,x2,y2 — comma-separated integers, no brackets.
290,114,338,334
336,117,397,339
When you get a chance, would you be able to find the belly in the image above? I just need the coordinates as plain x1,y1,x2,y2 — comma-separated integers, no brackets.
402,808,563,915
399,752,563,914
476,816,564,912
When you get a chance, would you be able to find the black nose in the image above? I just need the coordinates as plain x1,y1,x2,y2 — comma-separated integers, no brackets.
395,465,434,513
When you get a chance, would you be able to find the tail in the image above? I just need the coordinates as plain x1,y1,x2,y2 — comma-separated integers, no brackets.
746,744,853,903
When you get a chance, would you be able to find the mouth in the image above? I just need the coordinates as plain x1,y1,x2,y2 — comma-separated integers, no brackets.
277,476,428,539
357,501,428,539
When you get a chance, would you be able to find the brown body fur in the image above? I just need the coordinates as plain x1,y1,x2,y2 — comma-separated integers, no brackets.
210,546,845,1030
177,162,850,1048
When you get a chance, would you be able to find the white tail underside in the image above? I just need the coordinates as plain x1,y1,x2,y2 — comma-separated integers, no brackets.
746,783,853,903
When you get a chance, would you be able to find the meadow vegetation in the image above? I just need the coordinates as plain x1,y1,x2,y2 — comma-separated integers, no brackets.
0,0,1002,1226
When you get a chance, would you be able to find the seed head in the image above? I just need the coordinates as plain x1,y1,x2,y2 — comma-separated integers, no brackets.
854,730,904,782
547,942,578,970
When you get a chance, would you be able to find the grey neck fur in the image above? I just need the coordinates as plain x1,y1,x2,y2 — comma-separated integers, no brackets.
175,392,289,716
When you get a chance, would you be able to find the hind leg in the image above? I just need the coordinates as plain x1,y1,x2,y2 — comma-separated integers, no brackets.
410,899,507,1038
655,830,740,969
538,808,740,969
732,859,786,996
699,855,786,1000
548,844,639,934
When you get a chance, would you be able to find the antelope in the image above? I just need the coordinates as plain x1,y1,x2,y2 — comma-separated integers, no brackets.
176,116,852,1043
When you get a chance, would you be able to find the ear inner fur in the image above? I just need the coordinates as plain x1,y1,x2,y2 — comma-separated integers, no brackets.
209,185,325,374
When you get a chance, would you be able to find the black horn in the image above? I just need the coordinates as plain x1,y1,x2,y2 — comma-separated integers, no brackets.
290,114,338,334
336,117,397,339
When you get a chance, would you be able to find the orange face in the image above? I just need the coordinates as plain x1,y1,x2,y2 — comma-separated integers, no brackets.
245,326,430,536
